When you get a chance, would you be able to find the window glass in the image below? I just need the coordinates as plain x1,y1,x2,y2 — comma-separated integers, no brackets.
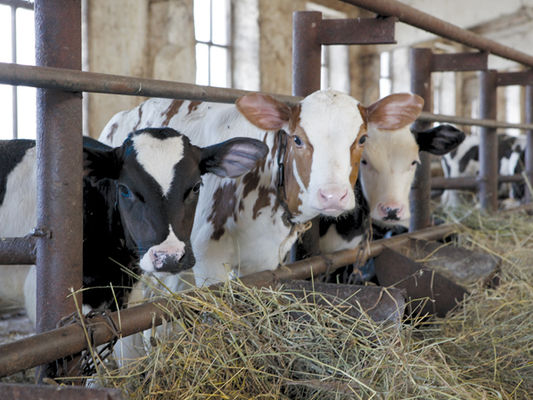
211,0,229,45
210,46,228,87
195,43,209,86
194,0,210,42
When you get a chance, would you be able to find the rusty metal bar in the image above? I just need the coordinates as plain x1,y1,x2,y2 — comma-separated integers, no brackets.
418,111,533,130
431,174,524,190
290,11,322,262
0,384,123,400
431,52,487,72
340,0,533,68
496,71,533,87
35,0,83,381
0,62,299,105
479,70,499,212
0,223,457,378
318,16,396,45
409,48,433,231
526,86,533,203
0,236,36,265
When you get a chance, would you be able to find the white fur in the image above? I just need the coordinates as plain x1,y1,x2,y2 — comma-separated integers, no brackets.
0,147,36,313
360,124,419,225
99,90,365,287
132,134,184,196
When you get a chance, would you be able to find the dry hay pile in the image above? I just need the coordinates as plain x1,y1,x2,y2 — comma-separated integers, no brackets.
94,208,533,399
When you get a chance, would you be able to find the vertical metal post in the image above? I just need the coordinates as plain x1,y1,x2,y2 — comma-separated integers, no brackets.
525,85,533,203
478,70,499,212
290,11,322,261
409,48,433,231
11,5,18,139
35,0,83,380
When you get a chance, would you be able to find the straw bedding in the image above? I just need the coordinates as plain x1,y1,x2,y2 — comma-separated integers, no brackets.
93,207,533,399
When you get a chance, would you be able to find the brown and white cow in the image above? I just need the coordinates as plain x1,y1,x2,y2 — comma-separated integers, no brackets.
319,93,465,254
100,90,416,287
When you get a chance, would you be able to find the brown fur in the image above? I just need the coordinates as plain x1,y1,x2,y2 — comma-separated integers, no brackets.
208,182,238,240
364,93,424,131
349,123,368,187
106,122,119,142
188,101,202,115
161,100,184,126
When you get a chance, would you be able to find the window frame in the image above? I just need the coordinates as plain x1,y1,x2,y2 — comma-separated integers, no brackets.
0,0,34,139
194,0,232,88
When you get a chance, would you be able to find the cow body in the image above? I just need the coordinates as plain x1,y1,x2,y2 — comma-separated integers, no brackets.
0,128,267,323
100,90,377,287
441,133,526,207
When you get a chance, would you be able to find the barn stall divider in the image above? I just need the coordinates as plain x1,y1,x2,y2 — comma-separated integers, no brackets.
0,0,532,396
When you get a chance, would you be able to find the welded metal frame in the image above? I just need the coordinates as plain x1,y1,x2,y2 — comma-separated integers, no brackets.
0,0,532,395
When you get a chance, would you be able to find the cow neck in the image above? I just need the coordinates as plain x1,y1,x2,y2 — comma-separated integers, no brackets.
276,129,293,226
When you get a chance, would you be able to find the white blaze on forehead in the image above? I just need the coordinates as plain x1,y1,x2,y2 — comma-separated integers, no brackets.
132,134,184,196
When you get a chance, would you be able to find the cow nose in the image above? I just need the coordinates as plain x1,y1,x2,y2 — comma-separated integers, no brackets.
377,202,404,221
317,185,349,211
149,248,184,270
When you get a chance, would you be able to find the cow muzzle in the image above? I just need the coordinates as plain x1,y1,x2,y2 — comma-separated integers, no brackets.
140,236,195,273
316,184,352,216
376,202,406,222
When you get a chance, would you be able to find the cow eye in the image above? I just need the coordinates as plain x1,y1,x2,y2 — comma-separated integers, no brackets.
358,134,368,145
192,180,203,194
361,159,367,165
118,184,133,199
293,135,303,147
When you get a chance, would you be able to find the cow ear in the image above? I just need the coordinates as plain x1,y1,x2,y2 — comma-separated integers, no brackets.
236,93,292,130
360,93,424,130
200,137,269,178
412,124,466,155
83,137,123,180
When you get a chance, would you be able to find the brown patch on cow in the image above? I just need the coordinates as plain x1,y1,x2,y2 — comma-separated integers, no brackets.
349,122,368,187
280,121,313,216
161,100,184,126
208,182,238,240
106,122,119,142
288,104,301,133
364,93,424,130
188,101,202,115
133,103,144,131
253,186,276,219
242,169,260,199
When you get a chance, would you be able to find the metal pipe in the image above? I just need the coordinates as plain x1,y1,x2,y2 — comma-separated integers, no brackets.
409,48,433,231
340,0,533,68
0,62,300,105
0,0,33,9
418,111,533,130
478,70,499,212
0,384,123,400
526,86,533,203
431,175,524,190
0,223,457,378
35,0,83,381
290,11,322,262
0,236,36,264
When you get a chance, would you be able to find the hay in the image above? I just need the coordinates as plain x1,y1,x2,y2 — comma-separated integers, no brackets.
94,208,533,399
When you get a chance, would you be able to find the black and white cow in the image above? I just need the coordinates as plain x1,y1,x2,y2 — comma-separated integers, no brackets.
319,93,465,255
440,133,526,208
0,127,267,323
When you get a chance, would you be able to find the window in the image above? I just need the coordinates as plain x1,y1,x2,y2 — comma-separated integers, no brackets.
379,51,392,98
0,0,35,140
194,0,231,88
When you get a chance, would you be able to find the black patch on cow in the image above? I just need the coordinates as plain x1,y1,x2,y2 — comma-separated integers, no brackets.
458,145,479,174
412,124,465,155
0,139,36,206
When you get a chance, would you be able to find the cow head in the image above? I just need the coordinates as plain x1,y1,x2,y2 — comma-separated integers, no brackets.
236,90,368,222
84,128,268,273
358,93,465,225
